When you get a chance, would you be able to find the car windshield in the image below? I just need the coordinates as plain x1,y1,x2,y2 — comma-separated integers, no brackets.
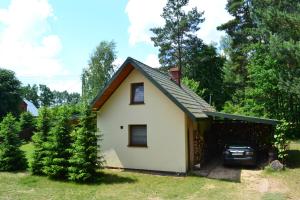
227,145,252,149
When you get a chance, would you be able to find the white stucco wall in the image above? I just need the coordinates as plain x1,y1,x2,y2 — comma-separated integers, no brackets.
97,69,188,173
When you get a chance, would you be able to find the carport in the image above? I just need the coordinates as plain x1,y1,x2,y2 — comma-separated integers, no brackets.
193,111,278,181
201,111,278,166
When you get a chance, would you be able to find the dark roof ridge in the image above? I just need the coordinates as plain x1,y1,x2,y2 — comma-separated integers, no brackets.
129,57,213,111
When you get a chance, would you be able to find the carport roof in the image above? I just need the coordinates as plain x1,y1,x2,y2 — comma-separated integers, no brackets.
204,111,278,125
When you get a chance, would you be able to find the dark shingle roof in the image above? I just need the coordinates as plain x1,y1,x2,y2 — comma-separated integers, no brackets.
92,57,279,125
125,57,215,120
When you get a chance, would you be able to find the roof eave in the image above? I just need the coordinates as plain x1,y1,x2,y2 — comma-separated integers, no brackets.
204,111,278,125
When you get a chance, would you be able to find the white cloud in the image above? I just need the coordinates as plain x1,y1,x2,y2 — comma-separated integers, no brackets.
0,0,65,78
144,54,160,68
113,57,125,71
125,0,166,46
47,79,81,93
188,0,233,44
125,0,233,46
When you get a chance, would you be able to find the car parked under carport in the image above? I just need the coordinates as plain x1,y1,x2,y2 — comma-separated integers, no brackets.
200,112,278,169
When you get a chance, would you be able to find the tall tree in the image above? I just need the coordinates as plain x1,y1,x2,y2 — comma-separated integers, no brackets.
39,84,54,107
150,0,204,84
81,41,116,102
53,90,80,106
221,0,300,136
0,68,22,118
185,43,226,109
0,113,27,171
217,0,257,95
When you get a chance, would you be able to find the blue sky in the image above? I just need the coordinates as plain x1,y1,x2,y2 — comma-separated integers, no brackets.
0,0,232,93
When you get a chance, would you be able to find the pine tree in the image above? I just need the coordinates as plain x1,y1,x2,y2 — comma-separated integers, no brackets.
68,104,99,182
30,107,52,175
0,113,27,171
150,0,204,77
43,106,72,179
19,111,36,141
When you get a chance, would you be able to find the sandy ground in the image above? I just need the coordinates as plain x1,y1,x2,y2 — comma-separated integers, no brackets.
194,160,295,200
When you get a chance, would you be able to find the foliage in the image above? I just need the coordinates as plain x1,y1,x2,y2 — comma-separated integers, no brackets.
68,104,100,182
81,41,116,102
185,44,227,109
21,84,40,108
30,107,52,175
274,121,290,163
150,0,204,76
52,90,81,106
0,68,22,118
220,0,300,136
39,84,54,107
21,84,80,108
19,111,36,141
182,77,206,97
150,0,226,108
43,106,72,179
217,0,256,95
0,113,27,171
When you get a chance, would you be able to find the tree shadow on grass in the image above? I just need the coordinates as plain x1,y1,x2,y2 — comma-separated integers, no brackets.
44,171,138,185
14,170,137,186
286,149,300,169
89,171,137,185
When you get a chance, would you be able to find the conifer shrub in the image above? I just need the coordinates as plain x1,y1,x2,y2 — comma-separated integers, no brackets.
68,104,100,182
30,107,52,175
19,111,36,141
43,106,72,179
0,113,27,171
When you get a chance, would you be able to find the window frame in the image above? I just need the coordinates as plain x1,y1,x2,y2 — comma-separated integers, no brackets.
130,82,144,105
128,124,147,147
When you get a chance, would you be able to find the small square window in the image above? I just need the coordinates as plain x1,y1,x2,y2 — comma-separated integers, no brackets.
131,83,144,104
129,125,147,147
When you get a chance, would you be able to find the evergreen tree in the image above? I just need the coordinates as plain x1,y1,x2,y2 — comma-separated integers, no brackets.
19,111,36,141
0,113,27,171
221,0,300,136
43,106,72,179
217,0,257,95
30,107,52,175
68,104,99,182
150,0,204,83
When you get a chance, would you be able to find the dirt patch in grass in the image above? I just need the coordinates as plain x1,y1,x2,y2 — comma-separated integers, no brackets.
240,170,290,199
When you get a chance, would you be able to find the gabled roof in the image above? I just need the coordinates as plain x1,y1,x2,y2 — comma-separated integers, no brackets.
23,99,38,117
91,57,215,120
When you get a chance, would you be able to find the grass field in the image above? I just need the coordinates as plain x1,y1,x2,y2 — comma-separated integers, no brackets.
0,141,299,200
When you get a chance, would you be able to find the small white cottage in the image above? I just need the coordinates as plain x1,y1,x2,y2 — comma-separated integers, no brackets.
91,57,277,173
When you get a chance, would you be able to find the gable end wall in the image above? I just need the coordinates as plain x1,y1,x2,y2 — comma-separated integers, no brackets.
97,69,188,173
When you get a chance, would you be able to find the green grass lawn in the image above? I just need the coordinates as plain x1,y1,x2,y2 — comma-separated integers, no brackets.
0,141,299,200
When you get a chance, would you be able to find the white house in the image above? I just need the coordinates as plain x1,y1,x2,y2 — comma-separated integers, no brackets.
91,57,277,173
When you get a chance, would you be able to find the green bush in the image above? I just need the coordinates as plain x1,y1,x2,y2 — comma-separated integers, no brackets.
19,111,36,141
0,113,27,171
68,104,100,182
43,106,72,179
274,121,290,163
30,107,52,175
